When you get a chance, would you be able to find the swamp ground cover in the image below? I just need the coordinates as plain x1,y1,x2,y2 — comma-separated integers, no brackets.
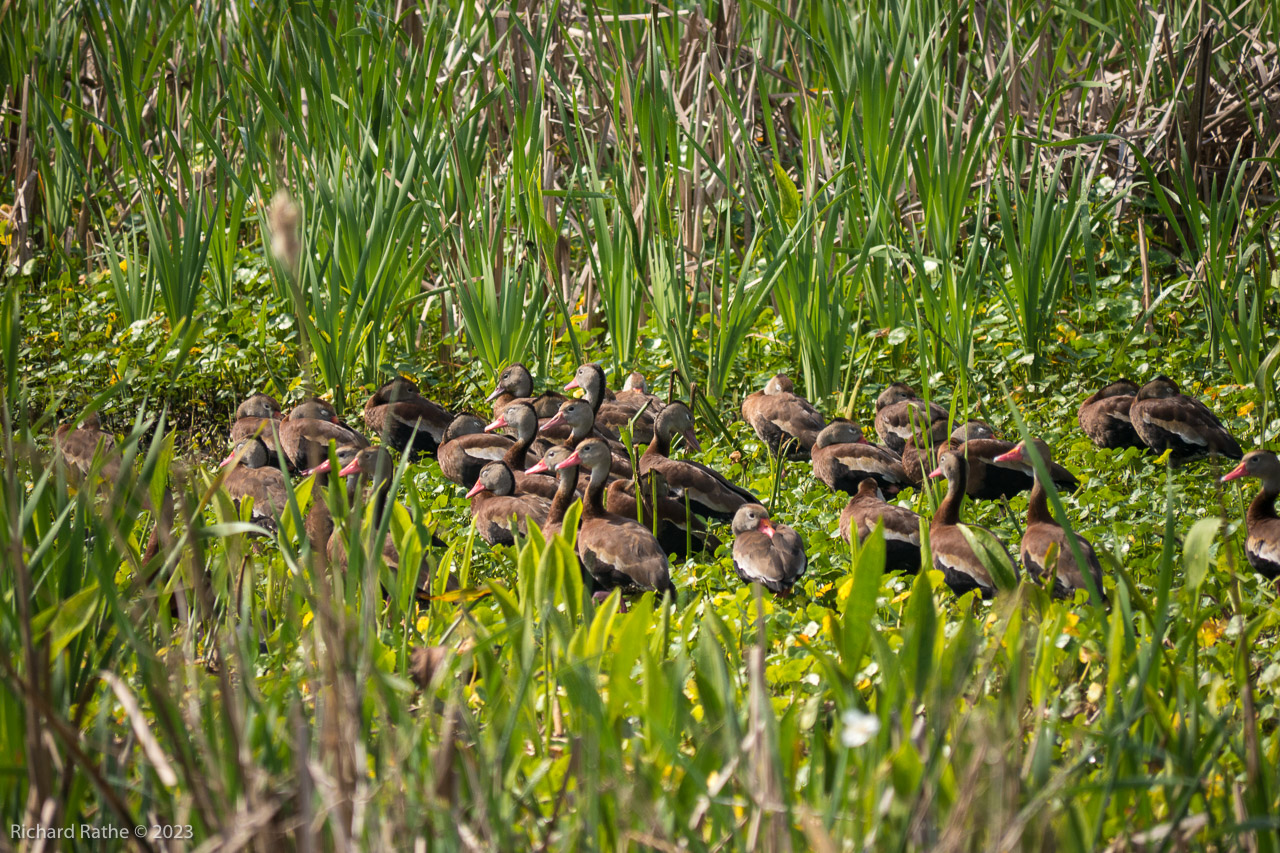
1,0,1279,849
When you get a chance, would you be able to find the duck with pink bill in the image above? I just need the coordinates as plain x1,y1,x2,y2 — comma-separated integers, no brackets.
218,436,289,528
992,439,1105,601
565,363,655,444
464,461,550,547
638,402,758,521
438,413,512,488
538,398,632,477
1220,451,1280,580
927,450,1018,598
730,504,807,595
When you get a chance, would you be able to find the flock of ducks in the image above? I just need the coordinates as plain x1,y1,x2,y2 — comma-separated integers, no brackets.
53,367,1277,610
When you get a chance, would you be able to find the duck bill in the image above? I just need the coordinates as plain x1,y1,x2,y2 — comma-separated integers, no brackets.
524,460,550,475
218,450,239,468
485,386,504,402
683,430,702,452
928,467,944,479
1220,462,1248,483
556,451,583,471
856,434,869,445
564,377,581,391
338,458,361,477
465,482,488,499
304,460,333,476
539,412,567,432
992,447,1023,464
758,519,776,539
484,416,508,433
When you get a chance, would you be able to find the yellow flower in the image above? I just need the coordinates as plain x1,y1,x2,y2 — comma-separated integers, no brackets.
1238,401,1256,417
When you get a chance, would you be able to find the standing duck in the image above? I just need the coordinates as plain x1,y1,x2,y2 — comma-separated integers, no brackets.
839,479,922,574
1221,451,1280,580
1130,376,1243,462
993,440,1105,600
812,420,910,495
364,377,453,457
874,383,950,455
437,413,512,488
730,504,808,595
928,450,1019,597
230,393,284,450
638,402,759,520
218,437,289,527
464,461,551,547
525,446,581,539
606,469,719,559
900,421,996,488
486,363,567,420
566,363,655,445
54,411,120,481
954,433,1079,501
556,439,673,595
1078,380,1144,450
740,374,826,459
280,399,369,473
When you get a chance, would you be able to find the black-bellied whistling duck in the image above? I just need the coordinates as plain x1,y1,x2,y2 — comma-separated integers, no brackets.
539,399,632,477
900,421,995,488
526,446,580,539
465,462,551,546
302,444,361,559
1078,380,1143,450
616,372,664,414
812,420,910,495
639,402,759,521
993,440,1105,600
486,363,567,420
280,399,369,473
740,374,826,459
874,383,949,455
438,413,512,487
839,479,922,575
606,469,720,559
219,437,289,527
489,402,558,500
54,411,120,481
557,438,673,595
730,504,807,595
364,377,453,457
928,450,1018,598
566,363,654,445
1130,376,1243,462
1221,451,1280,580
954,434,1079,501
230,394,284,451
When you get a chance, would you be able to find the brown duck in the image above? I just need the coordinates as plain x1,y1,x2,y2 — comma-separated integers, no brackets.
812,420,910,495
616,372,665,415
539,398,632,477
489,402,558,500
54,411,120,482
566,363,653,445
486,363,567,420
364,377,454,457
1130,376,1243,462
1221,451,1280,580
437,413,512,488
465,461,551,546
741,374,826,459
638,402,758,521
526,446,581,539
280,399,369,473
557,438,673,595
219,437,289,527
873,383,949,455
730,504,807,595
606,469,719,559
1078,380,1143,450
230,393,284,452
839,479,922,574
928,450,1019,598
900,421,996,488
952,431,1079,501
993,439,1105,600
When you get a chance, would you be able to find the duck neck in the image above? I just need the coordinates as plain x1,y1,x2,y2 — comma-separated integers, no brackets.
1249,476,1280,523
583,464,608,518
582,373,604,414
646,428,672,461
548,469,577,525
503,427,533,470
935,469,966,525
1027,477,1055,526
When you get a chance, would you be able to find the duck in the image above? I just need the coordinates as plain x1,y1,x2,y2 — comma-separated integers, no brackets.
873,383,950,455
993,439,1105,600
740,374,826,459
1220,451,1280,580
489,402,559,500
1130,376,1243,462
538,398,632,477
952,433,1079,501
615,372,664,414
321,447,443,599
364,377,454,457
606,469,720,559
525,445,581,539
839,479,922,574
811,420,910,495
486,363,567,420
556,438,673,595
464,461,551,546
218,436,289,527
229,393,284,451
730,504,807,595
927,450,1019,597
53,411,120,481
437,413,513,488
566,363,655,445
280,399,369,473
1078,380,1144,450
900,421,996,488
639,402,759,520
301,444,362,559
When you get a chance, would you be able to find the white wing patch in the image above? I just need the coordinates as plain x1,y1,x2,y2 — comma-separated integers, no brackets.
1145,414,1209,446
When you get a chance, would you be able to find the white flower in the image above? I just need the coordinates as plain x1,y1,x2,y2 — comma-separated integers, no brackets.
840,709,880,748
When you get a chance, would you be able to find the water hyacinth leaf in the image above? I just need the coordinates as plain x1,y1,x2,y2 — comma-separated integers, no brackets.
838,520,885,674
1182,517,1222,595
902,569,937,701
